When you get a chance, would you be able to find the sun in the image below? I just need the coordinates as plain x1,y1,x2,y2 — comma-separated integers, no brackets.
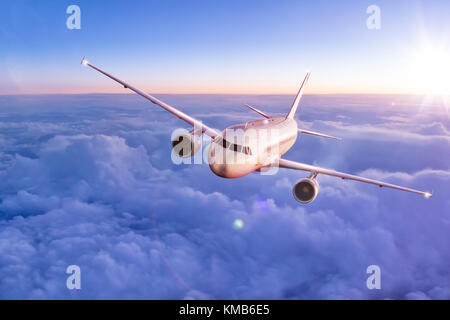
409,44,450,96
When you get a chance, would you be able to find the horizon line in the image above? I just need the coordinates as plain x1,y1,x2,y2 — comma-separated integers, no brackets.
0,92,443,97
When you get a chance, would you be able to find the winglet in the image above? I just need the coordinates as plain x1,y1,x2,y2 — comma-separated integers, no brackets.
286,70,311,119
81,57,88,66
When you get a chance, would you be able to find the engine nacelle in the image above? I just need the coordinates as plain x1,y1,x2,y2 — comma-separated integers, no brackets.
171,129,202,158
292,178,319,204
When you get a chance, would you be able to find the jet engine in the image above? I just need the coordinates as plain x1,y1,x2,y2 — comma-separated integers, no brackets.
292,177,319,204
171,129,202,158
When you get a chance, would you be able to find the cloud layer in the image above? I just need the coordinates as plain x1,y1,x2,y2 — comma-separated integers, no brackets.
0,94,449,299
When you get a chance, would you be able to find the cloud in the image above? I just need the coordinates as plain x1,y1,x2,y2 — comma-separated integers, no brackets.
0,94,449,299
307,120,450,144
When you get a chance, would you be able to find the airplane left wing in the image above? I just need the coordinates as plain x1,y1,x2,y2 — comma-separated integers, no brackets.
81,58,220,138
278,158,432,197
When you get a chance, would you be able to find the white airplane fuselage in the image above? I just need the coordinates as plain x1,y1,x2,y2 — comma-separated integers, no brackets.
208,117,298,178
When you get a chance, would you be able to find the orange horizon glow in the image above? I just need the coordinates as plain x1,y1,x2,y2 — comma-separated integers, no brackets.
2,84,447,96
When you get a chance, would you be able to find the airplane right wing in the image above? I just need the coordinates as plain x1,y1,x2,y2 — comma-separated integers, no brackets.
81,58,220,138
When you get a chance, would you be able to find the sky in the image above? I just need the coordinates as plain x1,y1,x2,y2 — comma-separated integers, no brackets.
0,93,448,299
1,0,450,94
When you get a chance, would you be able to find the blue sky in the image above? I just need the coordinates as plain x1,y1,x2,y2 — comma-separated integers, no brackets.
1,0,450,94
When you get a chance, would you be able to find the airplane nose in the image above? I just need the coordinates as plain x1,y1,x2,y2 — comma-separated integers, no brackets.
209,159,257,178
209,162,228,178
208,143,255,178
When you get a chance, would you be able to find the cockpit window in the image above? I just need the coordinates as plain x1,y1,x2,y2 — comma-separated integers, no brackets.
221,137,229,149
242,146,252,155
215,137,252,155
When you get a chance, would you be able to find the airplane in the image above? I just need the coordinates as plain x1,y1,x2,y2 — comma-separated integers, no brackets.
81,58,432,204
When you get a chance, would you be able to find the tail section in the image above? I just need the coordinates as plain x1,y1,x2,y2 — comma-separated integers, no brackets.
286,70,311,119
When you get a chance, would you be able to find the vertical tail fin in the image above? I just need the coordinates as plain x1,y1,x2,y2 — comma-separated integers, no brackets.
286,70,311,119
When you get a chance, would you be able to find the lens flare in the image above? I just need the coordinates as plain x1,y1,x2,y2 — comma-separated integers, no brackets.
233,219,244,229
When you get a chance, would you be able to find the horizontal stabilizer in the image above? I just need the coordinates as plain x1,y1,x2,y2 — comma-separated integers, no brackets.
244,104,270,118
298,129,341,140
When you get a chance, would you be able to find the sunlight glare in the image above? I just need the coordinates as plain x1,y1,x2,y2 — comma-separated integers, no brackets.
410,44,450,96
